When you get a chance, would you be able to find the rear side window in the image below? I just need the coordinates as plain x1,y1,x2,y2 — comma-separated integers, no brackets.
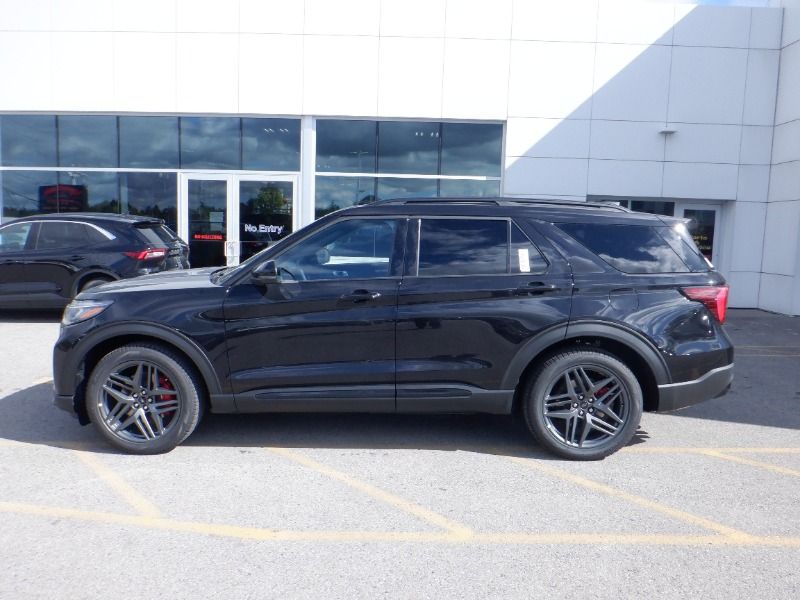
36,222,89,250
557,223,708,274
418,219,507,276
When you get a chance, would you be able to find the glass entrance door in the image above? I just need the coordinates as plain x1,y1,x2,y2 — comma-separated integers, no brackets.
677,204,719,266
179,174,296,268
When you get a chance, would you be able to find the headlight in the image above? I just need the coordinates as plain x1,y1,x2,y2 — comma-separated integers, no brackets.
62,299,113,326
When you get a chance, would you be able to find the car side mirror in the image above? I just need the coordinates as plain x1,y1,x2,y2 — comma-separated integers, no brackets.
251,260,279,284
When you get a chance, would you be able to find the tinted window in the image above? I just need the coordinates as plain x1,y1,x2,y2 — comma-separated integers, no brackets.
180,117,240,169
418,219,508,276
58,116,118,167
0,170,59,219
0,115,57,167
0,222,33,252
657,224,710,272
136,225,175,246
511,222,547,274
378,121,439,175
315,176,376,218
119,116,179,168
36,221,89,249
84,225,109,244
242,118,300,171
277,219,399,281
440,123,502,176
558,223,692,274
120,172,177,230
316,120,376,173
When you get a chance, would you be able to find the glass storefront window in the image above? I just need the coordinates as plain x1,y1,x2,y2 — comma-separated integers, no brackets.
377,121,439,175
57,171,119,213
440,123,502,177
120,172,177,229
439,179,501,197
0,116,57,167
119,116,179,169
376,177,437,201
0,170,59,218
315,176,376,218
180,117,240,170
242,118,300,171
58,115,118,168
316,120,376,173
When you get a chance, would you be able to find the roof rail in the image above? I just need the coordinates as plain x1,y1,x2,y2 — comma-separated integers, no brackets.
370,196,629,212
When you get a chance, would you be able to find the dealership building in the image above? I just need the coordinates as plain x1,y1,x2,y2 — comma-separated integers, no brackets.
0,0,799,313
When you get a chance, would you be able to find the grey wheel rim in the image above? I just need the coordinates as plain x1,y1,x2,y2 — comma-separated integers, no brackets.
541,364,629,449
97,360,182,444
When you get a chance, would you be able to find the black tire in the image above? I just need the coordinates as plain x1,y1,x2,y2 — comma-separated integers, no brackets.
79,277,113,293
85,344,203,455
522,349,643,460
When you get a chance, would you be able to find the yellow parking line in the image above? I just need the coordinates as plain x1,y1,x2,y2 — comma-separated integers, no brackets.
697,449,800,478
266,447,473,539
502,455,755,541
71,449,163,519
1,501,798,547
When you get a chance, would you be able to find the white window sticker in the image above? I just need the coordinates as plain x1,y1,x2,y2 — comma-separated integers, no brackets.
518,248,531,273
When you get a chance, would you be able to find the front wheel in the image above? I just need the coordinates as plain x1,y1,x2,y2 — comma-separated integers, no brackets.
85,344,203,454
522,349,643,460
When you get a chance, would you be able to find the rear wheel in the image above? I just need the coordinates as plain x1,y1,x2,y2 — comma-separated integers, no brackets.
522,349,642,460
85,344,202,454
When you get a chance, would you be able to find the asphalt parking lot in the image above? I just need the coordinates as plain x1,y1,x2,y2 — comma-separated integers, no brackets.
0,308,798,599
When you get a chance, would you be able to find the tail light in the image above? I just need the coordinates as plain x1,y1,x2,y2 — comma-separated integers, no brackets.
681,285,729,323
124,248,167,261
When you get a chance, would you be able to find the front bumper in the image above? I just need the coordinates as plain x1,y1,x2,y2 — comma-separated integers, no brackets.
656,363,734,412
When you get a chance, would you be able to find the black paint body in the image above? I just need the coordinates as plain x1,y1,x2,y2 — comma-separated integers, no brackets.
53,200,734,423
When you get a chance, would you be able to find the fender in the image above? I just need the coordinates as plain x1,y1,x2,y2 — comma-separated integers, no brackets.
64,321,225,397
500,319,671,390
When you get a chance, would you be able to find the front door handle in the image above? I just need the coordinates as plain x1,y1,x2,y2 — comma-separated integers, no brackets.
515,282,558,295
70,255,85,261
340,289,382,303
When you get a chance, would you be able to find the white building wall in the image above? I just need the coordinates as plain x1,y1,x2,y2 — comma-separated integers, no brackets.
761,0,800,315
0,0,792,310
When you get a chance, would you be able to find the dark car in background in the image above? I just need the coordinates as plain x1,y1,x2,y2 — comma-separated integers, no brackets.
53,198,733,460
0,213,189,309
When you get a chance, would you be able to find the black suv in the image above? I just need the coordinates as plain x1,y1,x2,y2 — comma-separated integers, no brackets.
0,213,189,309
53,199,733,460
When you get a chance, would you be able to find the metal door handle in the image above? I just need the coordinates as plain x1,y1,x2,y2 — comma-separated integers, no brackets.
340,289,382,303
515,282,558,295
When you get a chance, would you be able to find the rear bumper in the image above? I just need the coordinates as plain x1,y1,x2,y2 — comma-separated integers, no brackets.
656,363,734,412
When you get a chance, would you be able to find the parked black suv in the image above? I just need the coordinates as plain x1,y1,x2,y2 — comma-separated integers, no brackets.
53,199,733,459
0,213,189,309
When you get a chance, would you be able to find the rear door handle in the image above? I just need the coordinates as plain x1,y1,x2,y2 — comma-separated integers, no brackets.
70,255,85,261
515,282,558,295
340,289,382,303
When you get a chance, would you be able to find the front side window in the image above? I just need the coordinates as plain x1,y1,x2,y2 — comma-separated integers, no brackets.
417,219,508,277
276,219,399,281
0,222,33,252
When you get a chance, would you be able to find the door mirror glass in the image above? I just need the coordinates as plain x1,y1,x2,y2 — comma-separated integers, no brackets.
252,260,279,284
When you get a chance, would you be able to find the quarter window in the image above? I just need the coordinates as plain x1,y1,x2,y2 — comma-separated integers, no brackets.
511,223,547,274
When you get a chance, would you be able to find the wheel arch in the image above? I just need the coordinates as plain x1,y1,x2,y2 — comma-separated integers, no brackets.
71,270,119,297
71,324,224,422
504,321,669,413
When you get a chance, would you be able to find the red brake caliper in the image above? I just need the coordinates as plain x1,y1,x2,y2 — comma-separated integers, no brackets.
157,375,177,420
